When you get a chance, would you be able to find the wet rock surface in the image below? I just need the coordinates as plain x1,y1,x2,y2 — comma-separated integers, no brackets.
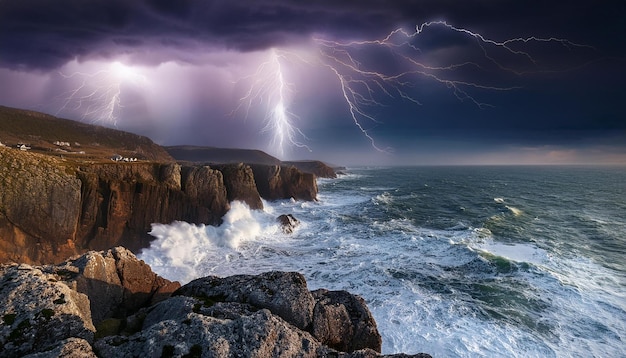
278,213,300,234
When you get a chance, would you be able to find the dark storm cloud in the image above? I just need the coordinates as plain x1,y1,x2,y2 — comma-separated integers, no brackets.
2,0,623,70
1,0,625,164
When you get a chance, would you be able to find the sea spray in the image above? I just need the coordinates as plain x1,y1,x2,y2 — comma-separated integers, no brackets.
140,201,283,283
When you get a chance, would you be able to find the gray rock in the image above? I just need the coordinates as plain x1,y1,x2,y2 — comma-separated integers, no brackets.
0,264,95,358
22,338,97,358
175,271,315,331
312,289,382,353
95,308,323,358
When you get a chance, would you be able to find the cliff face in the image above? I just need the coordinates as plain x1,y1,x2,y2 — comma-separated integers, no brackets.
250,164,318,202
213,163,264,210
0,148,317,264
282,160,338,179
75,163,230,255
0,147,83,263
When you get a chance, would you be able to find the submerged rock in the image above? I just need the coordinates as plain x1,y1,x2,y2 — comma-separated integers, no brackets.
277,214,300,234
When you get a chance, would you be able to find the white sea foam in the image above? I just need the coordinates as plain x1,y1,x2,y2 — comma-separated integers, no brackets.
505,205,523,216
139,201,284,283
474,241,549,266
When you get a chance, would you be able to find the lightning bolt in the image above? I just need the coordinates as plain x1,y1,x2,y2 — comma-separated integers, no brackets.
54,62,147,126
311,21,595,152
231,49,312,158
235,20,595,154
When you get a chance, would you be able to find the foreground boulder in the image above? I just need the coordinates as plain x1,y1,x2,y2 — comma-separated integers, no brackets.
0,264,95,358
174,271,382,352
312,289,382,353
0,248,431,357
48,246,180,325
95,297,324,357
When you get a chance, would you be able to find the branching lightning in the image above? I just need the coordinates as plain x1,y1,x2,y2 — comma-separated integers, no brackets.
50,21,594,156
55,62,146,126
235,20,595,154
232,49,312,157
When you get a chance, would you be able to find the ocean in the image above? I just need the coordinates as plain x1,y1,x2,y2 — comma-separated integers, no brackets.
139,166,626,357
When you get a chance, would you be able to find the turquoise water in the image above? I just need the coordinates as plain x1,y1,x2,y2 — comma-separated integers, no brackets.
141,166,626,357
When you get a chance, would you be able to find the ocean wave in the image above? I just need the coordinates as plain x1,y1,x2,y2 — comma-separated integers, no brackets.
139,201,284,283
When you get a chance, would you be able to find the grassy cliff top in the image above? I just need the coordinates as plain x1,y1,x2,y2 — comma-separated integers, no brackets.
0,106,173,162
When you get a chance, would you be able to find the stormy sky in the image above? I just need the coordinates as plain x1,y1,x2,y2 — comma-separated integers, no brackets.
1,0,625,165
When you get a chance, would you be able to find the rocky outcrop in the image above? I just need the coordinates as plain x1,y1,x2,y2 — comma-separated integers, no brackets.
213,163,264,210
312,289,382,353
48,247,180,325
0,147,320,264
250,164,318,201
0,247,177,358
283,160,338,178
0,248,431,357
175,272,316,332
174,271,382,353
278,214,300,234
0,264,96,358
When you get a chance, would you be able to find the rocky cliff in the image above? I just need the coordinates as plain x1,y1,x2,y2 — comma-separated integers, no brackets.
0,248,431,358
0,147,317,264
250,164,318,202
166,145,338,178
282,160,338,179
